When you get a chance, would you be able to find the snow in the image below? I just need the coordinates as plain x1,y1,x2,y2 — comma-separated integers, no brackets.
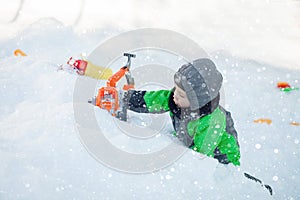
1,0,300,70
0,1,300,199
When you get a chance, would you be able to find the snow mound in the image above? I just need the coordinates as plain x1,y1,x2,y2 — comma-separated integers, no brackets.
0,19,299,199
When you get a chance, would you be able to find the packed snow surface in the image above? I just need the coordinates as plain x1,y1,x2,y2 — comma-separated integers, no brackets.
0,8,300,200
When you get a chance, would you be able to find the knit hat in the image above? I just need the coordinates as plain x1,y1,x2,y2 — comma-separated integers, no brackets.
174,58,223,110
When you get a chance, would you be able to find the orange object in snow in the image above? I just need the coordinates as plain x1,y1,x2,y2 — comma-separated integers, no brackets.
290,122,300,126
95,66,131,114
106,66,132,88
96,86,119,115
254,118,272,125
277,82,291,89
14,49,27,56
92,53,135,119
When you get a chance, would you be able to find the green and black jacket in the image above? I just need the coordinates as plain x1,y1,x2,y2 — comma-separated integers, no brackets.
127,89,241,166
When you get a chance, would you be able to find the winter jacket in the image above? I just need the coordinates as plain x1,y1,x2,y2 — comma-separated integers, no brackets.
127,89,241,166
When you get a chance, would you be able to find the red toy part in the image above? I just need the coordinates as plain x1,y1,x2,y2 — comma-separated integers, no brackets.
277,82,291,89
67,57,88,75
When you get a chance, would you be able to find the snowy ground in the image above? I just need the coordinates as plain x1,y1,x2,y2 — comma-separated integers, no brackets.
1,1,300,200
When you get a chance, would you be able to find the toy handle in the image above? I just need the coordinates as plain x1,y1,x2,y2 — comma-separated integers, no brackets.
124,53,136,68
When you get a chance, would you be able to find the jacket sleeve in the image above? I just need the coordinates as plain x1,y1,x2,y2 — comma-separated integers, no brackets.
217,133,241,166
127,90,171,113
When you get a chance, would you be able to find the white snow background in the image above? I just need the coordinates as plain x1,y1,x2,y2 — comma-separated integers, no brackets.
0,0,300,199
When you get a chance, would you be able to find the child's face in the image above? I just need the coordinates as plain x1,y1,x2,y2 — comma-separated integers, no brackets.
173,85,191,108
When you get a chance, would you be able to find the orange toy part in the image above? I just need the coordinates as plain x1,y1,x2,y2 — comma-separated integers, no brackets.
290,122,300,126
93,53,136,118
123,85,134,90
96,66,133,115
96,87,119,115
14,49,27,56
277,82,291,89
107,67,128,87
254,118,272,125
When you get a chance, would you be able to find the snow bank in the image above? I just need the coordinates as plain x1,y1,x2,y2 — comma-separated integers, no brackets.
0,0,300,70
0,9,299,200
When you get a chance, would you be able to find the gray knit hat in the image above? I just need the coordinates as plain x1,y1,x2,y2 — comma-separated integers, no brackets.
174,58,223,110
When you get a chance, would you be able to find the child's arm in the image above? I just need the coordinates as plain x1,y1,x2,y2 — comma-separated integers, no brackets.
127,90,172,113
217,134,241,166
188,108,241,166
